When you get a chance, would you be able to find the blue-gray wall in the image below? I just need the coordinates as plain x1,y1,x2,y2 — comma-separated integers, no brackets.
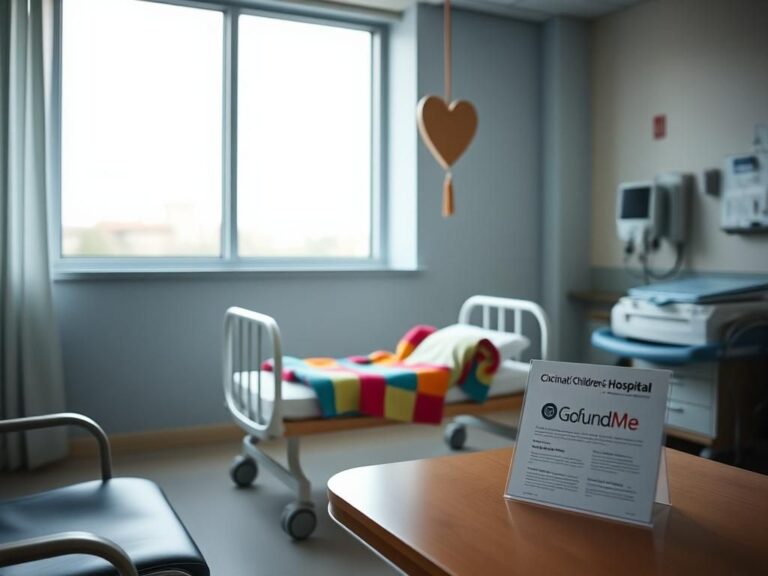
53,6,543,435
541,18,591,362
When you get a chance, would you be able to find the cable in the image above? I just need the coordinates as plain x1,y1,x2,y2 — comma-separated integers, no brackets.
722,315,768,357
753,123,768,154
646,243,685,280
623,241,649,284
640,253,650,285
623,240,685,284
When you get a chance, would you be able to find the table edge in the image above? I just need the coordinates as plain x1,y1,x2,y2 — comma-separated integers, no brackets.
327,486,452,576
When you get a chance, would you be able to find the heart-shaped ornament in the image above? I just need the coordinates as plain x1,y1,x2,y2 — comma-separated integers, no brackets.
417,95,478,170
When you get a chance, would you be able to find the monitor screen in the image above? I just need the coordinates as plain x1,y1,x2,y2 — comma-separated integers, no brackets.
620,186,651,219
733,155,759,174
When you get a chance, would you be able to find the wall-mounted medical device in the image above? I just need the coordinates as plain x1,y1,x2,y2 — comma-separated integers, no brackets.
721,152,768,233
616,172,693,282
656,172,692,245
616,181,659,253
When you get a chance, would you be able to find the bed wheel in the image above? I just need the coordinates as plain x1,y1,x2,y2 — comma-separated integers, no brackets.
281,503,316,540
230,455,258,487
445,422,467,450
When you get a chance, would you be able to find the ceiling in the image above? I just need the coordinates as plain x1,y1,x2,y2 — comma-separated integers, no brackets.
333,0,647,20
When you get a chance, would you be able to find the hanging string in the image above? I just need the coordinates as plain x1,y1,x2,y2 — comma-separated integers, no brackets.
444,0,452,103
443,0,454,216
443,171,454,217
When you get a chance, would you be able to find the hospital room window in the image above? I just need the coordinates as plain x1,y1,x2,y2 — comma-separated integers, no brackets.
60,0,223,258
55,0,382,268
237,16,373,258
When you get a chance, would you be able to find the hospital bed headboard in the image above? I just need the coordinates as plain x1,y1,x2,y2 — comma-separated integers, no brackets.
223,307,285,438
458,295,550,360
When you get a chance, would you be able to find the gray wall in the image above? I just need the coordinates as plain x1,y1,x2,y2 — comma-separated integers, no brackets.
53,6,543,435
541,18,591,362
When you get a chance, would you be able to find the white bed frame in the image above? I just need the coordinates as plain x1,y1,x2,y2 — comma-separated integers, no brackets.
222,295,550,540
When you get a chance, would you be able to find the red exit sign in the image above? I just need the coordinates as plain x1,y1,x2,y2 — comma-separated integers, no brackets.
654,114,666,139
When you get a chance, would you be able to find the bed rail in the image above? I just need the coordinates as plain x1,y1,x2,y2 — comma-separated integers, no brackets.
458,295,550,360
223,295,549,539
223,307,284,439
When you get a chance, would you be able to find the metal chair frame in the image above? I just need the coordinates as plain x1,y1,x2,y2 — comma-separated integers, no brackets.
0,413,196,576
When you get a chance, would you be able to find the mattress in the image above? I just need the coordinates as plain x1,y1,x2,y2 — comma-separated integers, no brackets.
232,360,530,421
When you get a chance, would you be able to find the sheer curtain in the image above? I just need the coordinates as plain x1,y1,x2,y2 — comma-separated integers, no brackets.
0,0,67,470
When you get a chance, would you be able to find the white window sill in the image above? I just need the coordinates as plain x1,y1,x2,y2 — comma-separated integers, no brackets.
52,261,422,281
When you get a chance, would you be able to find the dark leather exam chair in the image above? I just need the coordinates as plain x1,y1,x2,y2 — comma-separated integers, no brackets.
0,413,209,576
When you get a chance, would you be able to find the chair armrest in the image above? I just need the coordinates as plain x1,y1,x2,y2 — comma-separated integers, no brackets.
0,531,138,576
0,413,112,481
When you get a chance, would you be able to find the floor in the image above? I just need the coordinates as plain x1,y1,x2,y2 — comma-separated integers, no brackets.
0,413,519,575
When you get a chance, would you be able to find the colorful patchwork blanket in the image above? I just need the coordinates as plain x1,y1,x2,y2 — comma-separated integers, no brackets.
263,325,500,424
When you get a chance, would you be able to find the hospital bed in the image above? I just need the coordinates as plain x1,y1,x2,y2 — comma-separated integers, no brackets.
222,295,550,539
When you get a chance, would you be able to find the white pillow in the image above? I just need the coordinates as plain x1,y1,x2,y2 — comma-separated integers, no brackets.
431,324,530,360
408,324,531,360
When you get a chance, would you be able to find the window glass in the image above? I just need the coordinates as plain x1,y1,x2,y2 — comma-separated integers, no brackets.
237,15,372,258
61,0,223,256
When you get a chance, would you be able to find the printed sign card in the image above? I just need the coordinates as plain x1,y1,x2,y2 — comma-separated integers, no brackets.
505,360,670,527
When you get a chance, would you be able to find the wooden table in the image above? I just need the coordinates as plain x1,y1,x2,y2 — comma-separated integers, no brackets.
327,448,768,575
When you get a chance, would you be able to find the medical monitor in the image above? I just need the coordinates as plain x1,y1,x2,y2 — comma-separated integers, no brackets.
620,186,651,219
616,181,658,244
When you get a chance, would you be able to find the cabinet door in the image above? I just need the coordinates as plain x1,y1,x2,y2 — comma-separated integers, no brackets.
668,365,717,408
666,400,716,438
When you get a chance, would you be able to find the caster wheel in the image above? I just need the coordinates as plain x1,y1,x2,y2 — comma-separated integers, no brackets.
445,422,467,450
230,455,258,487
281,503,316,540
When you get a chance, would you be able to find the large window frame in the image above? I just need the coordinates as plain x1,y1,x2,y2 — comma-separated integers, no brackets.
50,0,388,274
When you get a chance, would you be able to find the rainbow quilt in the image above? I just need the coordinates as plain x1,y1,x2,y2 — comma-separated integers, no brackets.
263,325,500,424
